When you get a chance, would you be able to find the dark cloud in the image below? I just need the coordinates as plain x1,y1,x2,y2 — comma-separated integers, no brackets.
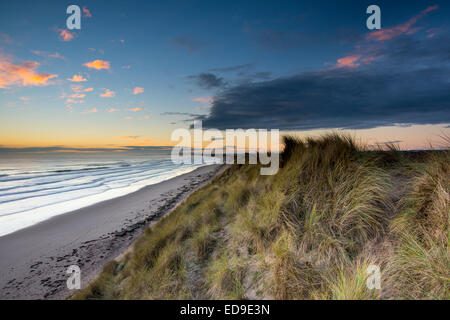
188,73,226,89
209,63,255,73
199,34,450,130
171,36,205,52
161,111,204,117
161,111,206,122
252,71,272,79
237,71,272,80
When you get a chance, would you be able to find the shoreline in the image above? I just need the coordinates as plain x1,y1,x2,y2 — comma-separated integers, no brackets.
0,164,225,300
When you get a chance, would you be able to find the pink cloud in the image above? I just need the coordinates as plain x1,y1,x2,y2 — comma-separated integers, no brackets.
100,89,115,98
70,93,86,99
0,56,58,88
336,55,361,68
71,85,92,92
67,74,87,82
426,28,442,39
133,87,144,95
128,107,143,112
367,5,439,41
192,97,212,104
109,108,120,112
83,59,110,70
58,29,75,42
82,6,92,18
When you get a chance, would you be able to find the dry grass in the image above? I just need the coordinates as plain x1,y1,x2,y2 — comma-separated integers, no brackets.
387,150,449,299
73,134,449,300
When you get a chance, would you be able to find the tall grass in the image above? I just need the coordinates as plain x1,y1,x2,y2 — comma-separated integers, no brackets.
73,134,449,300
388,150,449,299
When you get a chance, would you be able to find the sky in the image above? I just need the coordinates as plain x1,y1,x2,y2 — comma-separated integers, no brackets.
0,0,449,150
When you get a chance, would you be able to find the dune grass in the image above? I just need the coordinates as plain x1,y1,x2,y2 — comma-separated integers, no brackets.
72,134,449,300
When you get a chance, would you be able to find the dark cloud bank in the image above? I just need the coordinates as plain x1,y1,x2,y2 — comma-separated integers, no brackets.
188,73,226,89
200,35,450,130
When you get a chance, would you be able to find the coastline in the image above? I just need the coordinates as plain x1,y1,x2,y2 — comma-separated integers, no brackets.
0,164,225,300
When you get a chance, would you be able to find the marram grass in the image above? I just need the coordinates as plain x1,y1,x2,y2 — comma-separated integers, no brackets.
72,134,449,300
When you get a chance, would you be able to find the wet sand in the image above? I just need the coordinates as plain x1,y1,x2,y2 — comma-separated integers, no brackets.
0,164,224,299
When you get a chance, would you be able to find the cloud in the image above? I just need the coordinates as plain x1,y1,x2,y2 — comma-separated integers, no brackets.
81,108,97,114
67,74,87,82
188,73,225,89
66,98,84,104
83,59,110,70
64,88,87,104
209,63,255,73
161,111,205,123
0,56,58,88
367,5,439,42
122,65,131,69
333,6,442,70
109,108,120,112
70,93,86,99
171,36,205,52
100,89,115,98
125,116,133,120
31,50,66,60
82,6,92,18
192,97,212,104
336,55,361,68
120,136,140,140
70,85,92,93
199,31,450,131
133,87,144,95
19,97,30,102
58,29,75,42
128,107,143,112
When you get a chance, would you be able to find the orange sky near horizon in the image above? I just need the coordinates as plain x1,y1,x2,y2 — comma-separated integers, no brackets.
0,122,448,150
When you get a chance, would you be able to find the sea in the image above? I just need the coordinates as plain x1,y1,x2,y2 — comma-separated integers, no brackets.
0,149,205,237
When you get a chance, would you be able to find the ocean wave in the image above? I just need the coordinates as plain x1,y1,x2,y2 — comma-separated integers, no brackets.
0,160,202,236
0,156,200,230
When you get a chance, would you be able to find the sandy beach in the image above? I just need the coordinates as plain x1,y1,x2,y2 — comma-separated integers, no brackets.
0,164,224,300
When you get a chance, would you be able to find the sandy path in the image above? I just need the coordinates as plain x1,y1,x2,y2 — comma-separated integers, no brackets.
0,164,224,300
